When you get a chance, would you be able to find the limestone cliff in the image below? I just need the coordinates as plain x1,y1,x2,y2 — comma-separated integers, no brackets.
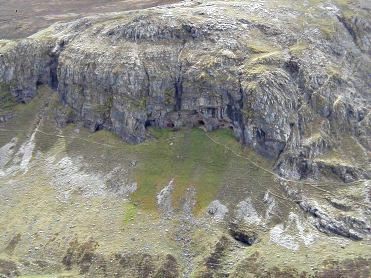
0,0,370,181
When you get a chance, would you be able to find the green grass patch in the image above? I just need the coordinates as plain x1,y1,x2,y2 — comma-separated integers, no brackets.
123,202,138,224
0,85,53,147
131,128,244,212
247,41,278,55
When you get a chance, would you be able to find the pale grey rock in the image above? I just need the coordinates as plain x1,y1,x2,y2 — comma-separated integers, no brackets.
157,179,175,216
182,187,196,216
106,171,138,198
270,212,317,250
263,191,277,221
207,200,228,221
0,138,17,169
46,156,107,201
18,125,38,173
42,153,135,201
235,198,261,225
270,224,299,251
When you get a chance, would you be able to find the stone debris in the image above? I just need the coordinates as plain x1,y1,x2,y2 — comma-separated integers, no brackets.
207,200,229,221
0,137,17,169
18,126,37,173
157,179,175,216
270,224,300,251
235,197,262,225
263,191,277,221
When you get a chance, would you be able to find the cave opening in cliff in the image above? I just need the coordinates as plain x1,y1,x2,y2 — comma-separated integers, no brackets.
145,119,155,128
94,124,104,132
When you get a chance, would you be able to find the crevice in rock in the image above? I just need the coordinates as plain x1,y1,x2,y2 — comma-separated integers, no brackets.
174,44,185,112
226,79,246,144
143,64,151,98
48,54,59,90
256,128,266,144
238,79,247,144
336,15,358,49
174,76,183,111
48,39,66,90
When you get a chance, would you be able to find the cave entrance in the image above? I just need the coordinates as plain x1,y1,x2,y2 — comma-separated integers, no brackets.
198,120,205,126
145,120,155,128
167,122,175,128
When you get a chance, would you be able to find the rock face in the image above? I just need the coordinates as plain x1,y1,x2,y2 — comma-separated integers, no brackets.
0,0,370,180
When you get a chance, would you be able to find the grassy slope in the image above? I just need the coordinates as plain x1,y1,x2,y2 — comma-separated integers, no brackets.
60,125,276,214
0,85,370,277
0,85,279,218
133,128,247,212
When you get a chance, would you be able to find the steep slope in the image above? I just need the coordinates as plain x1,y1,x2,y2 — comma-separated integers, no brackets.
0,86,370,277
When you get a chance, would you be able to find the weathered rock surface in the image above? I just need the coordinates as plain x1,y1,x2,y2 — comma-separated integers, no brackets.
0,0,370,180
283,181,371,241
207,200,229,221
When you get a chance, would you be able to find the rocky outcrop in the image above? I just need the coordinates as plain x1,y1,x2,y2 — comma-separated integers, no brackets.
283,182,371,240
298,199,366,240
207,200,229,221
0,0,370,180
0,39,56,102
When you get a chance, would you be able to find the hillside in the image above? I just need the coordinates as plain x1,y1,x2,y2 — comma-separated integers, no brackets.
0,0,370,277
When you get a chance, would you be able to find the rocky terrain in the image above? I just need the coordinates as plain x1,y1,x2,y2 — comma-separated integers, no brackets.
0,0,370,277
